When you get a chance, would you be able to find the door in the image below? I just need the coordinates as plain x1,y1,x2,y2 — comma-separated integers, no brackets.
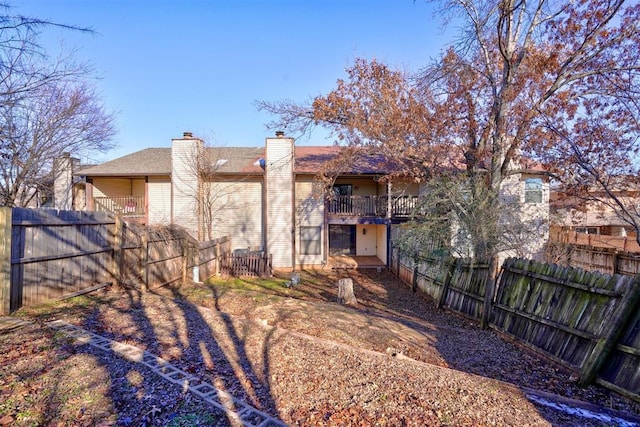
329,225,356,255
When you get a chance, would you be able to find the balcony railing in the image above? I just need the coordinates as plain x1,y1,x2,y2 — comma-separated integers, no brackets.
94,195,145,216
328,195,418,217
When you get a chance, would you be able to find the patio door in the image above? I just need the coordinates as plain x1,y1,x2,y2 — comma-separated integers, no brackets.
329,225,356,255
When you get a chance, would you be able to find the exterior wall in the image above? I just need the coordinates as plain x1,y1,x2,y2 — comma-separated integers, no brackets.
172,134,202,239
380,180,419,196
295,178,324,267
53,154,80,210
148,176,171,225
391,181,420,196
208,179,263,249
499,173,550,261
356,224,377,256
334,177,378,196
265,134,295,269
92,178,139,198
376,224,388,264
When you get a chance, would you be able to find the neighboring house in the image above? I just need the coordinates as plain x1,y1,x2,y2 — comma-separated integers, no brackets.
56,131,550,269
549,188,640,253
551,191,638,238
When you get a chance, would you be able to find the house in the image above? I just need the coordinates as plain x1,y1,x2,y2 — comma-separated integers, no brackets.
56,131,550,270
549,187,640,253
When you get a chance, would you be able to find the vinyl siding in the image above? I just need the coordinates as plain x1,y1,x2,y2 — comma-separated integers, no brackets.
376,224,387,263
148,176,171,225
266,137,294,269
295,179,324,266
208,180,263,248
172,138,200,239
92,178,138,197
356,224,377,256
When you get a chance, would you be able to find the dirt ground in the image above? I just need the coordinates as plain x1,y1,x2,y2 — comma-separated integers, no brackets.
1,269,639,426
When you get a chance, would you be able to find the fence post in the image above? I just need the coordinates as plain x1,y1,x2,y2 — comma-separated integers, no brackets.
182,238,189,284
412,265,418,293
481,256,499,329
437,258,456,309
141,231,149,292
215,239,221,276
579,274,640,386
0,207,11,315
111,215,122,284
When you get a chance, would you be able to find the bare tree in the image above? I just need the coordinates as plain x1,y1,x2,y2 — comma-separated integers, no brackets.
0,4,116,207
180,141,255,241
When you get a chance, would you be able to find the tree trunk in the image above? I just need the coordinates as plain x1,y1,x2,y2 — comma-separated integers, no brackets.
337,278,357,305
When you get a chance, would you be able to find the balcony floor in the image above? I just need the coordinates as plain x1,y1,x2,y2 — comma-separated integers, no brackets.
329,255,386,270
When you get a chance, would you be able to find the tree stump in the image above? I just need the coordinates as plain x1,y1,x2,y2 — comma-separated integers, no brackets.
337,278,357,305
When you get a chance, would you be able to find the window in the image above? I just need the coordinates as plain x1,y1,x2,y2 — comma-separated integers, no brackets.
576,227,599,235
300,226,321,255
524,178,543,203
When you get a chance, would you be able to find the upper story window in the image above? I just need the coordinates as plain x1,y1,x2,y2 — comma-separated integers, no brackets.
524,178,543,204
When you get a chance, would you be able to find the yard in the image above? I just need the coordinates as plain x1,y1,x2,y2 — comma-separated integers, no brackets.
1,269,638,426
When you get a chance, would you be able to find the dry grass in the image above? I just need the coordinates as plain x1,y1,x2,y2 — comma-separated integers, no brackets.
1,269,638,426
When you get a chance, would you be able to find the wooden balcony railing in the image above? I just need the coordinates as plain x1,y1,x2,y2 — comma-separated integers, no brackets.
328,195,418,217
94,195,145,216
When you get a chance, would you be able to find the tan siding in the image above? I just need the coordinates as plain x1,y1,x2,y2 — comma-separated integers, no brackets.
335,178,378,195
148,176,171,225
209,180,263,248
172,138,201,239
376,224,387,263
356,224,377,256
295,179,324,266
92,178,134,198
266,137,294,268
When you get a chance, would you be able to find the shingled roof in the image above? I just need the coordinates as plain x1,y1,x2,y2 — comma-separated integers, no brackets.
75,144,399,178
75,148,172,176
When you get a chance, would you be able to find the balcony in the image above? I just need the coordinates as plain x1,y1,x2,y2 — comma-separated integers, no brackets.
94,195,145,217
327,195,418,218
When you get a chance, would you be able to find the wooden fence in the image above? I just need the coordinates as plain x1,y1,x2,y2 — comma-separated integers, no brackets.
547,241,640,277
390,247,491,324
391,245,640,401
1,208,115,316
551,227,640,253
548,227,640,276
197,237,232,281
220,251,272,277
0,207,232,314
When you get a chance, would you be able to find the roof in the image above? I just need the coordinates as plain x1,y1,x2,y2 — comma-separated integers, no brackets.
75,144,547,178
75,145,395,177
75,148,172,176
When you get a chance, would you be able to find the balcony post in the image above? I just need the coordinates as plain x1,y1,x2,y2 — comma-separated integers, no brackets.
387,181,392,220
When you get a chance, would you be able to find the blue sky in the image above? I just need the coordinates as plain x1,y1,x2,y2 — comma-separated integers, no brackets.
16,0,453,161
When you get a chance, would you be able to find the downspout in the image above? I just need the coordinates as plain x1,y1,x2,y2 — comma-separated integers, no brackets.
387,180,392,267
291,169,296,270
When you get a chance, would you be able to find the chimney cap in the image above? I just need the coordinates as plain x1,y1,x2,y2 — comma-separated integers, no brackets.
183,131,193,138
275,130,285,138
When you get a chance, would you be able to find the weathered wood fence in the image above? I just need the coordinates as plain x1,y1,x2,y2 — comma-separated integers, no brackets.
547,241,640,277
390,245,640,402
0,207,231,314
550,226,640,253
220,250,272,277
